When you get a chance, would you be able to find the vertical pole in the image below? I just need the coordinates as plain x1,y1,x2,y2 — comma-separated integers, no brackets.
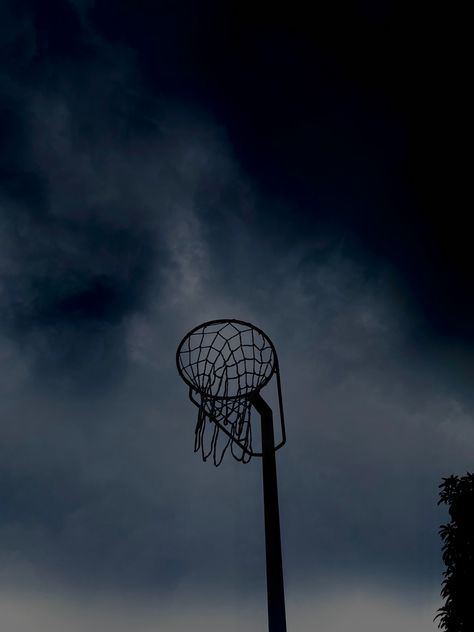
251,392,287,632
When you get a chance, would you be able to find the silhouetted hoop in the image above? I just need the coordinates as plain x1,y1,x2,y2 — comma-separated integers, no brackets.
176,319,285,465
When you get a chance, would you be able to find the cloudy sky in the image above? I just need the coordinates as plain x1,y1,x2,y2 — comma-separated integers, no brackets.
0,2,469,630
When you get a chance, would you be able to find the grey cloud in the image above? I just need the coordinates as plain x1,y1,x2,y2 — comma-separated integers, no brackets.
0,26,243,389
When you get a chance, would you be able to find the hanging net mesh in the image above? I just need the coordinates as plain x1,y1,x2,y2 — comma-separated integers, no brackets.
176,319,276,465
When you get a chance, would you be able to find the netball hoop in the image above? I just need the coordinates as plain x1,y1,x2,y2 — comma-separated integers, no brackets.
176,318,286,465
176,318,287,632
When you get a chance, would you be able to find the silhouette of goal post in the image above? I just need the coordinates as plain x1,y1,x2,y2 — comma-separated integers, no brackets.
176,319,287,632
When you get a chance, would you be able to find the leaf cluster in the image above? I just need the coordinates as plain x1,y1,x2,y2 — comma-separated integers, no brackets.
435,473,474,631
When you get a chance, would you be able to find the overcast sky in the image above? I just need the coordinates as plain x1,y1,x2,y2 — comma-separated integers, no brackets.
0,2,469,630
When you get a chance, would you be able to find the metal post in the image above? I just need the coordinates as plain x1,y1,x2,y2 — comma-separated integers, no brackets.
251,392,287,632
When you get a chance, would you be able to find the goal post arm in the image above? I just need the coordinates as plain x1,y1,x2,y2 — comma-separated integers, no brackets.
249,392,287,632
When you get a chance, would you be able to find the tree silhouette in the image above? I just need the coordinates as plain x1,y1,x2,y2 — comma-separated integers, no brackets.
436,472,474,630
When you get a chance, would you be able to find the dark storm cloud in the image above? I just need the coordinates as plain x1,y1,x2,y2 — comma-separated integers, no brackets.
0,0,265,590
86,0,471,342
0,4,469,629
0,1,160,385
2,0,467,356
